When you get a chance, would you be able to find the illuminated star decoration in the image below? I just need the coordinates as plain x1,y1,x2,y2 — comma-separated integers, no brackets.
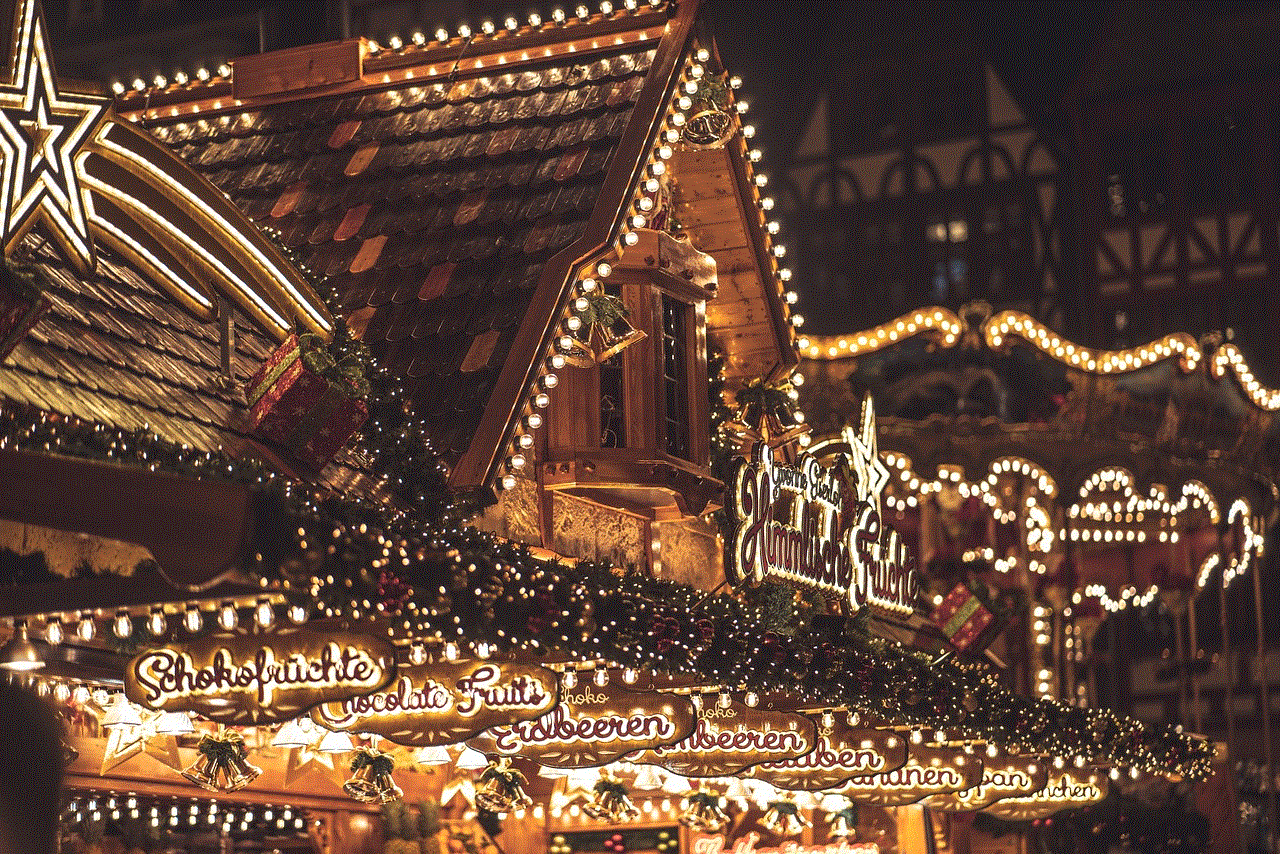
283,744,337,787
842,393,890,514
100,710,184,775
0,0,107,271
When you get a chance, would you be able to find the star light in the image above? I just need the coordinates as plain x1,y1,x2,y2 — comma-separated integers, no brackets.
0,0,107,271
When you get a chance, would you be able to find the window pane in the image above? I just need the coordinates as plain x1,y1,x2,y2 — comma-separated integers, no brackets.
661,295,690,459
599,360,625,449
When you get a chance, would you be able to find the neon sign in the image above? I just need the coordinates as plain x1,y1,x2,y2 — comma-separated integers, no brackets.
630,699,817,777
312,658,558,746
124,627,395,725
468,685,696,767
726,400,917,616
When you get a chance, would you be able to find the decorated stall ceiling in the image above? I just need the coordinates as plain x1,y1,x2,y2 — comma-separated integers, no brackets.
468,684,697,768
311,657,559,746
630,698,818,777
0,0,331,337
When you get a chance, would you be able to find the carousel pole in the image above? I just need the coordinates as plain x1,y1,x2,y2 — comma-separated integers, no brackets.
1219,555,1235,767
1250,549,1277,849
1174,597,1190,730
1188,593,1203,733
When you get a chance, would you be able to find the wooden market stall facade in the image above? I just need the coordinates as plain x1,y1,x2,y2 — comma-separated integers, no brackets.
0,1,1224,853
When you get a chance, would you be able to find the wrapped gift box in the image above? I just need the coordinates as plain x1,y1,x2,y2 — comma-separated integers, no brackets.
245,333,367,469
0,263,52,360
932,583,996,652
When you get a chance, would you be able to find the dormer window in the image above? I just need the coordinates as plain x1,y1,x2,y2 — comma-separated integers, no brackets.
542,230,720,516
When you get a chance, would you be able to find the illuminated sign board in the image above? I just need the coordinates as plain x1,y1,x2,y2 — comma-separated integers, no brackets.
926,750,1049,812
468,685,696,767
746,718,907,790
839,746,981,806
124,627,395,725
980,771,1105,820
630,699,818,777
311,658,558,746
692,833,877,854
726,401,917,616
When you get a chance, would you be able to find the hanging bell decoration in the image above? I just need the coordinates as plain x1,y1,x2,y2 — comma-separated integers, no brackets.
584,774,639,822
761,799,811,838
564,292,647,367
826,801,858,840
678,788,730,833
723,367,810,453
681,77,735,148
475,757,532,815
343,748,402,804
182,730,260,793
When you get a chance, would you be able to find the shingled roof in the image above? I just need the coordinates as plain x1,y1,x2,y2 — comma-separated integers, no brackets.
125,6,680,489
1,0,797,497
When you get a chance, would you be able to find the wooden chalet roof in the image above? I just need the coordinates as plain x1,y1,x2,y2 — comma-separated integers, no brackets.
113,0,795,490
0,0,796,500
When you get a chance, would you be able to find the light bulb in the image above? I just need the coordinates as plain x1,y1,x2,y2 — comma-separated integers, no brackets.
444,642,459,661
45,619,63,645
562,669,578,689
147,608,166,636
593,668,609,687
77,613,96,641
218,602,238,631
622,668,638,684
717,692,731,709
113,611,132,639
184,606,202,633
289,603,308,624
744,691,759,707
255,599,274,628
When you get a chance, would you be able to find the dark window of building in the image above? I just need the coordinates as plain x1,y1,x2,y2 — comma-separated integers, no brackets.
1100,129,1169,218
661,295,689,459
599,359,625,449
1184,113,1254,209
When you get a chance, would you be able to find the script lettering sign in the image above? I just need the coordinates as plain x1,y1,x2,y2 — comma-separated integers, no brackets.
980,772,1105,820
746,718,906,790
467,685,695,767
726,400,917,616
311,658,558,746
693,833,878,854
125,627,395,725
926,750,1049,812
630,698,818,777
839,746,981,806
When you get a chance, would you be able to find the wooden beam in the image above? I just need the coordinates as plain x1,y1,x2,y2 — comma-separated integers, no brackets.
0,449,268,591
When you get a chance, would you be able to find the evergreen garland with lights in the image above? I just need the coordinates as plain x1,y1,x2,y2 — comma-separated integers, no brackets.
0,247,1217,782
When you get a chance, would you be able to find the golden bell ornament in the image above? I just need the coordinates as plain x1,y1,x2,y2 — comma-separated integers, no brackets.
584,774,639,822
590,315,646,364
761,799,811,837
475,757,532,815
372,773,405,804
342,761,377,801
223,752,264,792
181,753,221,791
678,789,730,833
